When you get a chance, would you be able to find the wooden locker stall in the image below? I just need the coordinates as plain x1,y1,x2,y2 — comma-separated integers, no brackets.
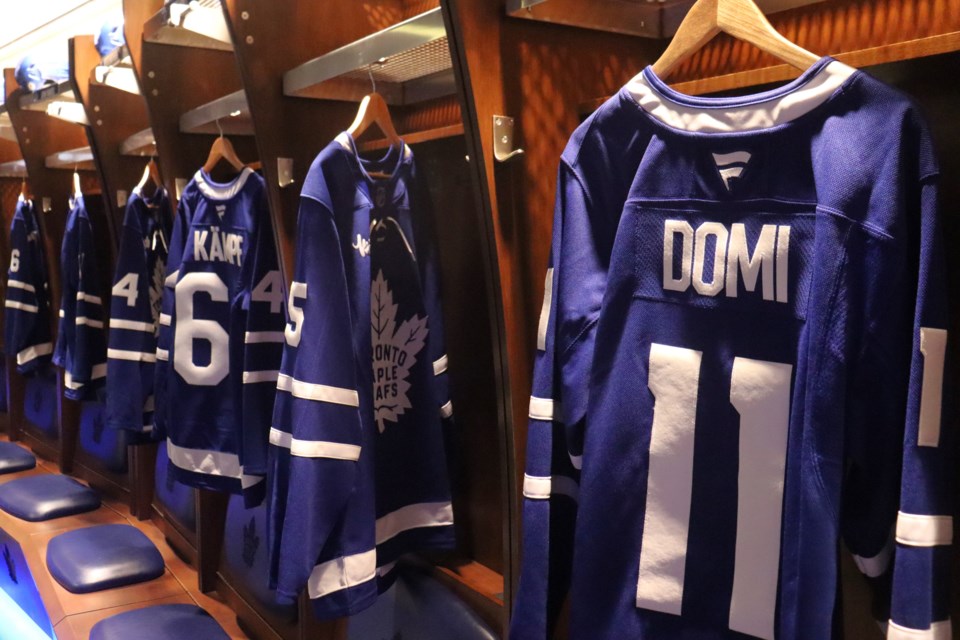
212,1,511,637
444,0,960,635
2,68,101,469
120,0,260,572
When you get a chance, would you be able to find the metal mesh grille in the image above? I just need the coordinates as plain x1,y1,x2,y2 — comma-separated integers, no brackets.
342,36,451,84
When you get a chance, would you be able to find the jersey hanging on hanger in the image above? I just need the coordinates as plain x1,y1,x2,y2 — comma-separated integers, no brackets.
510,57,952,640
53,196,107,400
156,168,283,506
267,134,455,618
106,187,172,433
4,196,53,373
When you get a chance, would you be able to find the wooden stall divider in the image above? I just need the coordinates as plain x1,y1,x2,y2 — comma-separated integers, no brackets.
218,0,513,635
64,34,160,520
3,67,100,470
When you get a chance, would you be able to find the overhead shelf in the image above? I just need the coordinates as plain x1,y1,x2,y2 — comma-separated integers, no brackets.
0,159,26,178
93,45,140,95
143,0,233,51
45,146,95,171
505,0,825,38
283,8,456,106
120,128,157,156
179,89,253,135
18,81,76,112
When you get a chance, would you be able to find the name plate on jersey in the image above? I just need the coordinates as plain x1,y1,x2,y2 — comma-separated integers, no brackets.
629,201,815,321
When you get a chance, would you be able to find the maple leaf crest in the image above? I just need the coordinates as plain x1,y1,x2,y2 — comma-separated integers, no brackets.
371,269,428,433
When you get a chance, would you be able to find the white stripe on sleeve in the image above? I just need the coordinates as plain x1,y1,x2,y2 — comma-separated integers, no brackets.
277,373,359,407
306,549,376,600
5,300,38,313
895,512,953,547
17,342,52,365
108,348,157,363
269,427,361,461
111,318,155,333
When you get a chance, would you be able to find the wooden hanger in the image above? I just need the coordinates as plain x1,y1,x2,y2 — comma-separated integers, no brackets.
203,119,245,176
73,169,82,201
347,93,402,179
651,0,820,80
20,178,29,200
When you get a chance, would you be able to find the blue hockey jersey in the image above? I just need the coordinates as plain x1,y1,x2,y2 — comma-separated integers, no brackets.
510,58,952,640
157,168,283,504
268,134,454,618
106,187,171,433
53,196,107,400
4,196,53,373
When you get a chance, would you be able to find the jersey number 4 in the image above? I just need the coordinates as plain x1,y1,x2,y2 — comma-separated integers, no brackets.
637,343,792,640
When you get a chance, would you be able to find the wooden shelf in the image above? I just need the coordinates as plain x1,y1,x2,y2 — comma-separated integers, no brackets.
0,159,26,178
44,146,95,171
357,123,464,152
179,89,252,135
18,81,76,112
143,0,232,51
120,128,156,156
283,8,455,106
505,0,824,39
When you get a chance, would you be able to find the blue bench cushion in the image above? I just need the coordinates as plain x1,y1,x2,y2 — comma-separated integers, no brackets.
47,524,164,593
90,604,230,640
0,475,100,521
0,442,36,474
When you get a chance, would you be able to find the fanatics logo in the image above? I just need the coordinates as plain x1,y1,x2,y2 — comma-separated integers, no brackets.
712,151,752,190
352,234,371,258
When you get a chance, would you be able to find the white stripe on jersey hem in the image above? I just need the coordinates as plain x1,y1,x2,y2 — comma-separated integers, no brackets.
269,427,361,461
375,501,454,545
537,268,553,351
156,348,169,361
886,619,952,640
195,167,253,201
432,354,448,376
625,60,855,133
569,453,583,470
243,370,279,383
111,318,155,333
852,540,893,578
7,279,36,293
5,300,38,313
159,313,171,326
244,331,285,344
895,512,953,547
92,363,107,379
17,342,52,365
167,438,242,479
523,474,579,501
277,373,359,407
529,396,554,420
76,292,102,305
64,371,82,390
164,270,179,288
108,348,157,363
76,316,104,329
439,400,453,419
307,549,376,600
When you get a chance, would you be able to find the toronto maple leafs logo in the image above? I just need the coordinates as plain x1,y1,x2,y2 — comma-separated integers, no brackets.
371,270,428,433
242,516,259,568
3,545,16,584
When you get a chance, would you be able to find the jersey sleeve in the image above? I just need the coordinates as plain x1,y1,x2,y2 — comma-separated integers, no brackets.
267,187,364,611
885,172,953,639
511,162,600,640
4,206,53,373
154,198,188,440
66,211,107,399
106,203,156,432
234,193,285,506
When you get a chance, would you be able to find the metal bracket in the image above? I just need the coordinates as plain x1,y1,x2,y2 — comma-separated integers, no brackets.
493,115,524,163
277,157,295,188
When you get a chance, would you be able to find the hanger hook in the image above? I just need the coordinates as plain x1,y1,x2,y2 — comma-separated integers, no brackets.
367,65,377,95
215,117,223,138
